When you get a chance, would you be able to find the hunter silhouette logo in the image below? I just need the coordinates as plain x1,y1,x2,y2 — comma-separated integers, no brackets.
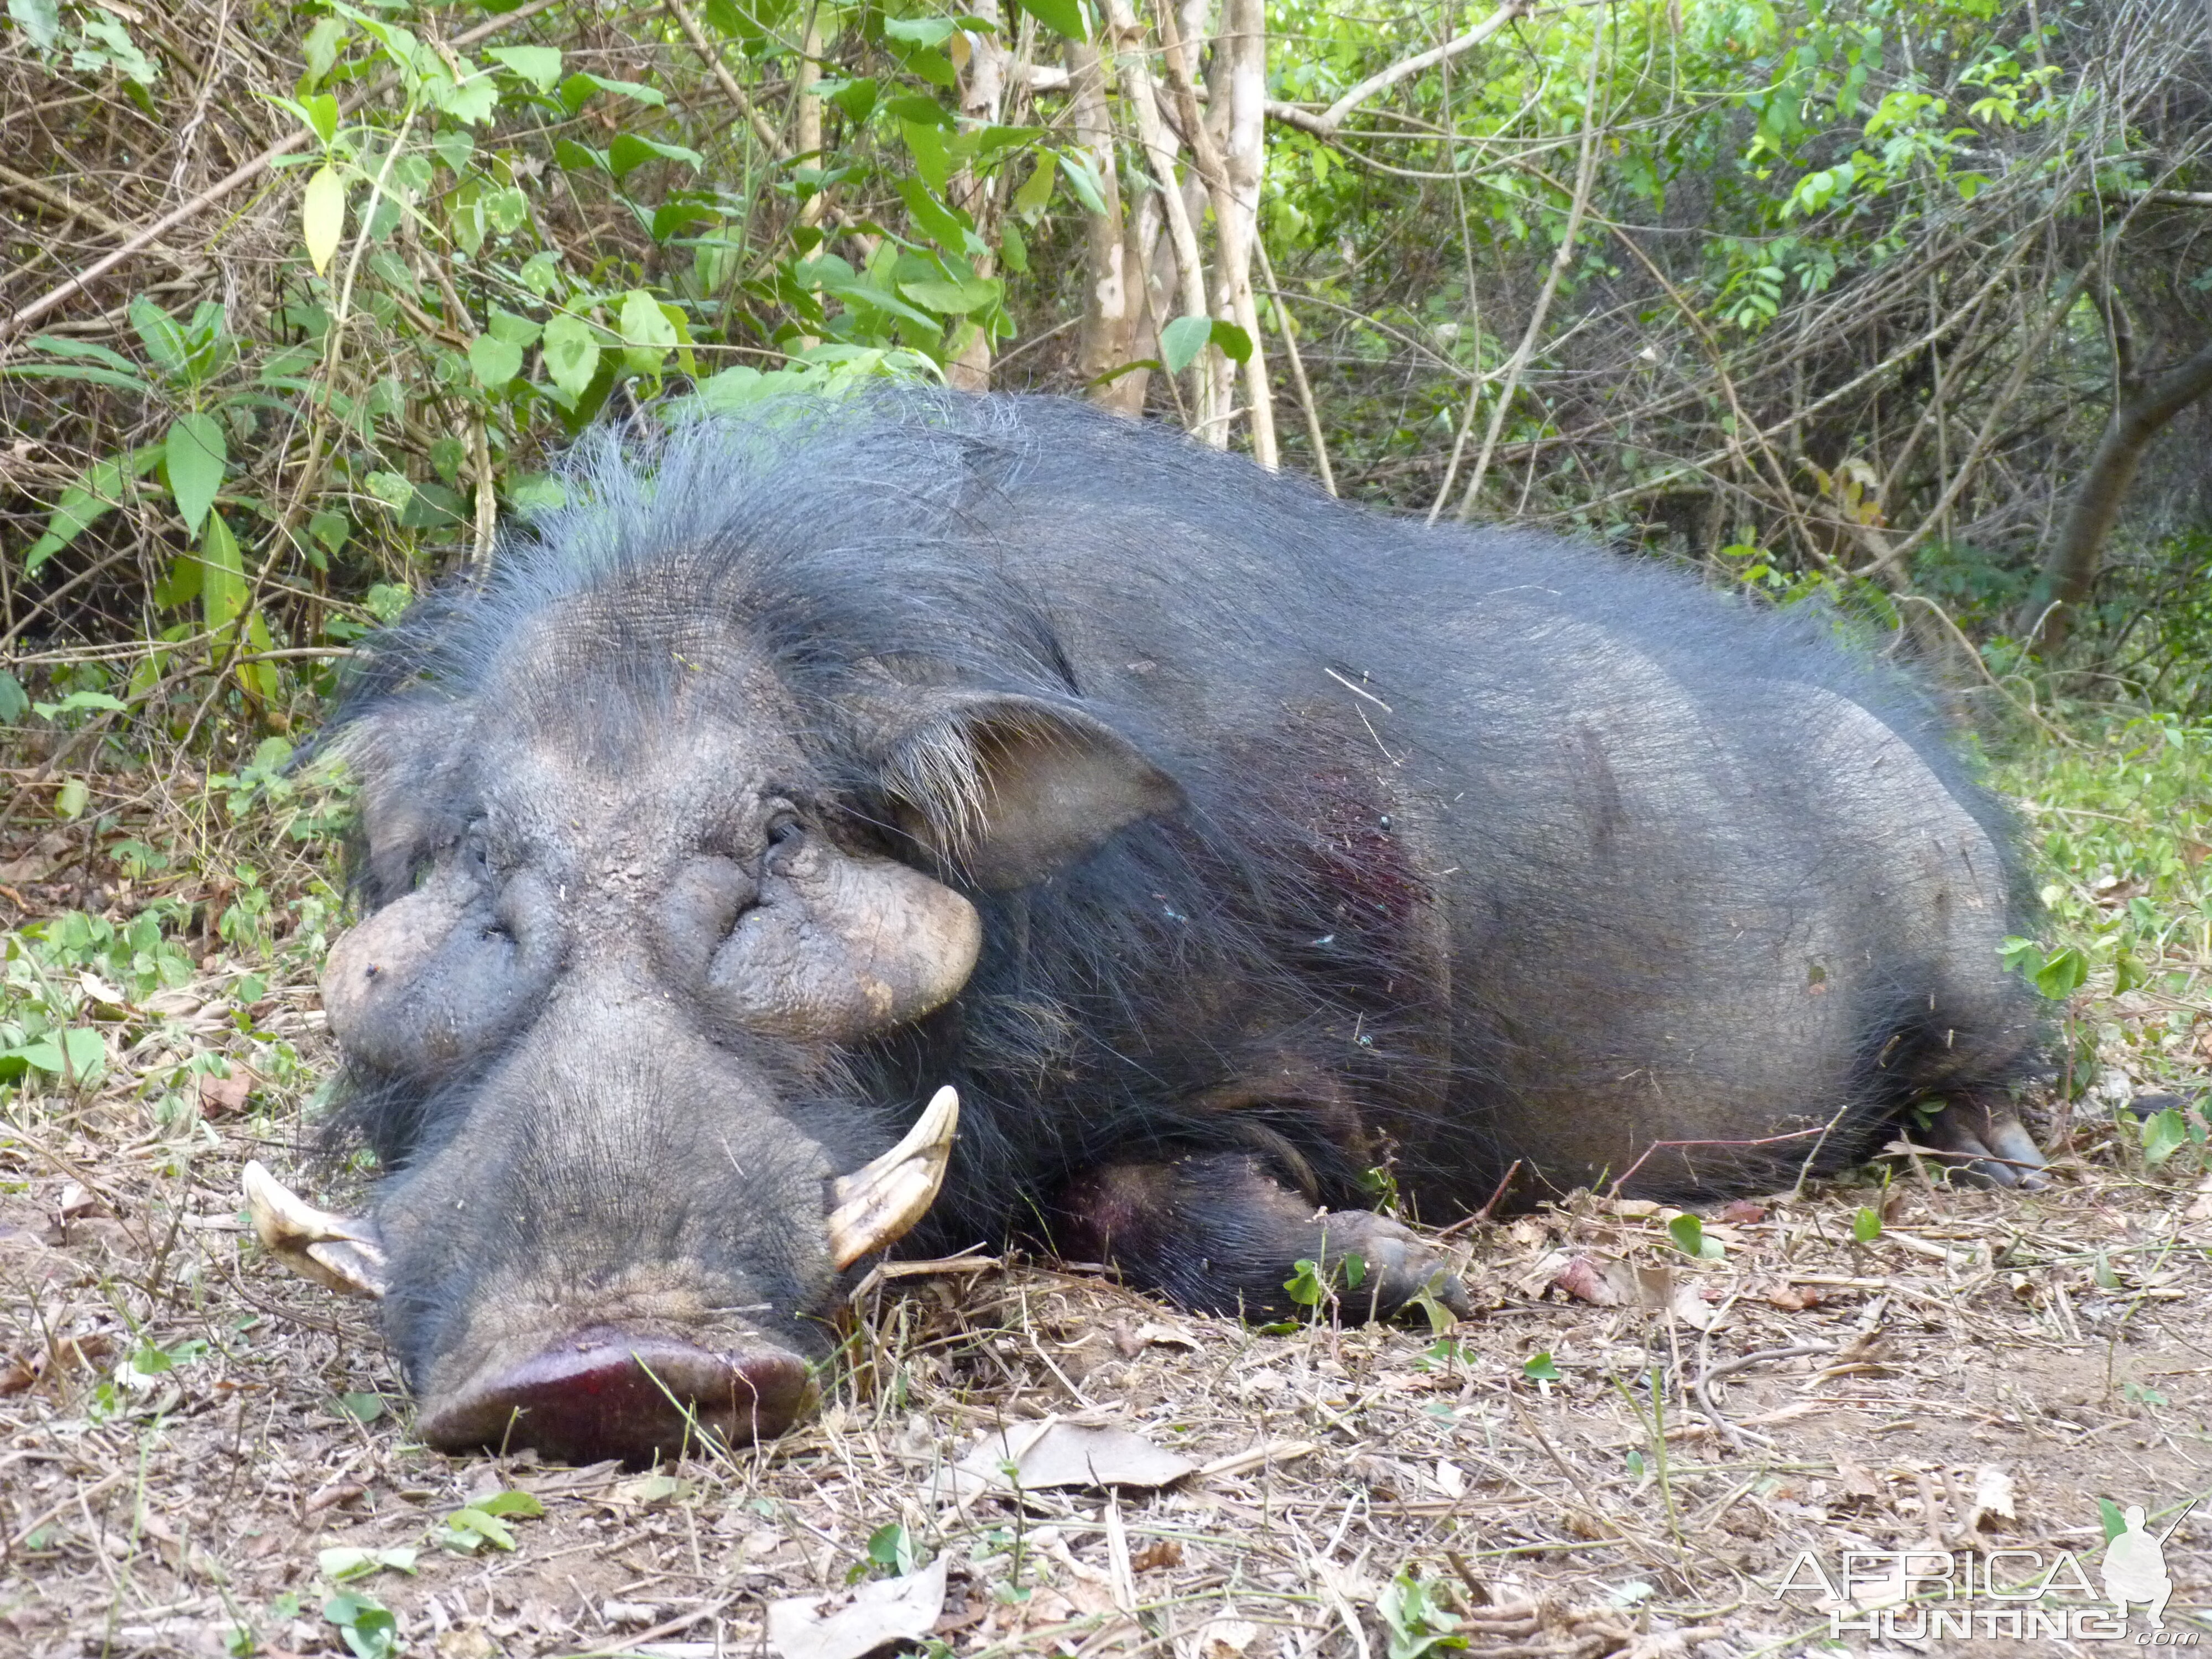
2106,1504,2189,1630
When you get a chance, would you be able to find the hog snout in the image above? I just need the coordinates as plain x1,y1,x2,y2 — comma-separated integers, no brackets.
415,1327,815,1465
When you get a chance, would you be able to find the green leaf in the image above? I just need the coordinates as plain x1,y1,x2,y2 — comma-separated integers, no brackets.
1013,157,1057,215
901,275,999,315
1209,319,1253,364
335,1390,385,1422
301,14,347,84
164,413,226,536
1160,314,1214,374
883,15,957,45
319,1545,418,1581
302,166,346,276
129,297,190,379
1522,1351,1562,1382
487,307,543,347
198,512,247,639
1667,1212,1706,1258
882,93,955,128
441,1505,517,1551
32,688,127,719
1851,1205,1883,1243
363,471,414,513
300,91,339,145
1055,148,1108,215
1,362,160,394
15,1026,105,1082
468,333,524,387
0,672,27,724
473,1489,545,1518
609,133,703,179
2141,1108,2189,1168
27,460,119,573
825,76,878,122
552,138,608,174
542,311,602,398
1283,1258,1326,1308
2033,945,2088,1001
893,176,980,253
53,778,88,821
1015,0,1088,40
558,71,665,115
505,473,566,513
617,289,678,374
487,44,562,91
9,0,61,51
900,119,952,192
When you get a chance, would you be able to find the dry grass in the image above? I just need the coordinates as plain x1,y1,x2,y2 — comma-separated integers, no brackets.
3,794,2211,1659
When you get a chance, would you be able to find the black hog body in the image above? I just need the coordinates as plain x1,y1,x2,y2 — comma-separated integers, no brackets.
324,392,2041,1463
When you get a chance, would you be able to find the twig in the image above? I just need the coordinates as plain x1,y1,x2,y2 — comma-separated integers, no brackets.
1297,1,1531,138
2,0,564,341
1436,31,1603,521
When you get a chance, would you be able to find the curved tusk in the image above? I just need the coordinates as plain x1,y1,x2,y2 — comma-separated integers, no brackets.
242,1161,390,1300
827,1086,960,1271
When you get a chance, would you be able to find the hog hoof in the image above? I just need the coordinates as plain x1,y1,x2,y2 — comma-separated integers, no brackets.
1312,1210,1473,1322
1913,1100,2048,1190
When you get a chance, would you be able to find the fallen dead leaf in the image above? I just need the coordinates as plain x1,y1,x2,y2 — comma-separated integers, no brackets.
766,1560,947,1659
1834,1458,1885,1500
938,1417,1197,1498
1969,1463,2016,1530
199,1066,255,1116
1552,1254,1621,1305
1194,1615,1260,1656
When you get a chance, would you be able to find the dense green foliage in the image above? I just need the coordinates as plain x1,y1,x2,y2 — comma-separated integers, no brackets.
0,0,2206,754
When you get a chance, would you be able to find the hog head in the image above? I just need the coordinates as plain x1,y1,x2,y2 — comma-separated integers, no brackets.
276,603,1178,1466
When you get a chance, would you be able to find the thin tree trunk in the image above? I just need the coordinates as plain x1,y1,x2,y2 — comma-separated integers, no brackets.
1158,0,1276,463
1069,39,1141,413
2022,313,2212,653
1102,0,1217,441
947,0,1008,391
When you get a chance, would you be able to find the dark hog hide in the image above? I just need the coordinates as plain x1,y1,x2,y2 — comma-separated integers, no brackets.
311,392,2043,1465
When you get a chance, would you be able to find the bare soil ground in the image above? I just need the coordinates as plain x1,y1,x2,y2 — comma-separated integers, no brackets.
3,827,2210,1659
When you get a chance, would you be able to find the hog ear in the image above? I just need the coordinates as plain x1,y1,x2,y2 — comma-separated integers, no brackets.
882,694,1183,890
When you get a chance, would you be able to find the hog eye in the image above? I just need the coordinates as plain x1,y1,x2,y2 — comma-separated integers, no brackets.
764,813,804,870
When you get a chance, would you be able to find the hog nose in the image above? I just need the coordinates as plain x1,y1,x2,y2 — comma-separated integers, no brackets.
416,1329,814,1465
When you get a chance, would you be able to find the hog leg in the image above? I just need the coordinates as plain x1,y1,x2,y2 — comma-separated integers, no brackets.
1052,1152,1471,1323
1912,1097,2048,1190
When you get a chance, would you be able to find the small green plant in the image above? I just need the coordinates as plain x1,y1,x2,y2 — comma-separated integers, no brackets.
2139,1107,2202,1169
1522,1351,1562,1383
857,1521,920,1582
435,1488,544,1554
1376,1567,1468,1659
1284,1250,1368,1319
1667,1212,1724,1260
319,1545,419,1582
321,1589,399,1659
2000,936,2090,1001
1851,1206,1884,1243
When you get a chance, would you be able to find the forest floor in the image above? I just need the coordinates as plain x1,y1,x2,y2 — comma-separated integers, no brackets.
1,723,2209,1659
